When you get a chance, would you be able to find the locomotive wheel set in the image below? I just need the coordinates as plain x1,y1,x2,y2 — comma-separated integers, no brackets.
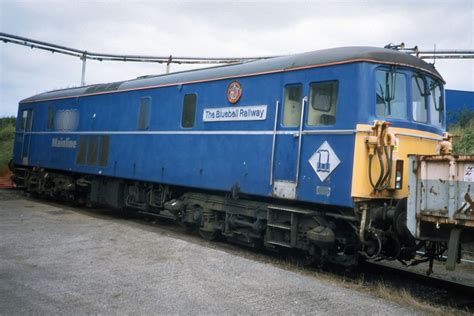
11,47,474,269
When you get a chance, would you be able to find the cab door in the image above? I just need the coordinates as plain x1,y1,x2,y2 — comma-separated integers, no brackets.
271,82,308,199
20,109,33,165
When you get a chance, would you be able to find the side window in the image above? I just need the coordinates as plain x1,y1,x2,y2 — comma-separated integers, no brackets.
47,107,54,130
307,81,338,126
282,84,303,126
429,80,443,128
375,70,406,119
138,97,150,130
412,75,428,122
181,94,196,128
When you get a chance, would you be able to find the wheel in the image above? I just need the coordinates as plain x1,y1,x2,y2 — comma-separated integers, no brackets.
287,250,318,267
299,253,318,267
393,198,415,246
198,208,220,241
199,228,219,241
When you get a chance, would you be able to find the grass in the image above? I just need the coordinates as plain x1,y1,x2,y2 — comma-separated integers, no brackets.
271,256,465,315
0,117,15,172
368,281,467,315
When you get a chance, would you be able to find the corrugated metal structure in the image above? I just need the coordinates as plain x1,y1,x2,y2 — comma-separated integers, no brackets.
446,89,474,125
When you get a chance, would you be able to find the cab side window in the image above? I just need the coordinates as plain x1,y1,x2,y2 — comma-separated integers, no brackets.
429,80,443,127
282,84,303,126
307,81,338,126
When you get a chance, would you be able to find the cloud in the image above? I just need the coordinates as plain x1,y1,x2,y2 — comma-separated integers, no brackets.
0,0,473,117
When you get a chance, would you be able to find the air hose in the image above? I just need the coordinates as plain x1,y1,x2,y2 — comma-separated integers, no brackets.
367,121,395,192
368,144,394,192
378,145,394,191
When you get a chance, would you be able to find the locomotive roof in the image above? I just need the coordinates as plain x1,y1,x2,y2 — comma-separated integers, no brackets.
21,46,443,104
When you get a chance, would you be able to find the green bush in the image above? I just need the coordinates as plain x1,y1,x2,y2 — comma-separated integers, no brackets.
0,117,16,129
0,118,15,172
448,109,474,155
451,126,474,155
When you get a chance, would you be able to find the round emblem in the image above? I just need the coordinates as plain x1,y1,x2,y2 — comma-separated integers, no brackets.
227,81,242,104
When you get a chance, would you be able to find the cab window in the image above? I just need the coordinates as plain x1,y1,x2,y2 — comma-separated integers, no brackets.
307,81,338,126
429,80,443,128
375,69,406,119
412,75,428,123
282,84,302,126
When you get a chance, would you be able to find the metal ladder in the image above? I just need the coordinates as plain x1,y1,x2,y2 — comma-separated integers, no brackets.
266,205,314,248
12,167,28,187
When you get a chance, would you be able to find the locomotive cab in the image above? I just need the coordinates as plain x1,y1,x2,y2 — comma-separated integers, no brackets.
350,65,472,271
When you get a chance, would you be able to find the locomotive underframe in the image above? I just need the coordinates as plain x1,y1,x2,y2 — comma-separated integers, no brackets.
14,165,433,269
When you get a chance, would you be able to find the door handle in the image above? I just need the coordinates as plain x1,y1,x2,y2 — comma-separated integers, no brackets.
295,96,307,187
295,96,307,139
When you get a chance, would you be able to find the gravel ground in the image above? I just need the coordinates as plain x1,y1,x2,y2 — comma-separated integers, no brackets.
0,190,425,315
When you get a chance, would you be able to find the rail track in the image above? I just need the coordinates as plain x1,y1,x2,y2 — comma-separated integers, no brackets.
360,261,474,310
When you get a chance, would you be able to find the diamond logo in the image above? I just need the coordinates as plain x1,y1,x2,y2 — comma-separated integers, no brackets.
309,141,341,182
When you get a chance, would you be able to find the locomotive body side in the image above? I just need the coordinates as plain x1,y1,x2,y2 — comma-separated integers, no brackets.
13,62,363,208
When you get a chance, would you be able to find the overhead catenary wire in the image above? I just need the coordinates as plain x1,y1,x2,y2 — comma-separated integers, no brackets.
0,32,275,64
3,32,472,63
0,32,276,86
1,32,473,86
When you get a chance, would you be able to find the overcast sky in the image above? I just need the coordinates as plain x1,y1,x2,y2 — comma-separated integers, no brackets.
1,0,473,117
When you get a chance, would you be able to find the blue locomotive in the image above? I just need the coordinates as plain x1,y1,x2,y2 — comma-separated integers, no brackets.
11,47,450,266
